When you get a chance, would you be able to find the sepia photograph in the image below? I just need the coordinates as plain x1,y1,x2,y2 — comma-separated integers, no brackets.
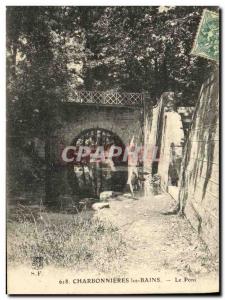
6,5,220,294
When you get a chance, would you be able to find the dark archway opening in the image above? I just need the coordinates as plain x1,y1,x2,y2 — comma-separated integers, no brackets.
67,128,127,199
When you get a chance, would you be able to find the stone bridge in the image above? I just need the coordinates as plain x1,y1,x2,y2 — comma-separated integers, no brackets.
58,90,145,146
48,90,147,202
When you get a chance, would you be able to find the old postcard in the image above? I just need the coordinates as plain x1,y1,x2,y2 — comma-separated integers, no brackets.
6,6,220,294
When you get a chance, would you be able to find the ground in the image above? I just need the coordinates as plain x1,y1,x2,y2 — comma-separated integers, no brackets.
95,193,218,280
7,192,219,294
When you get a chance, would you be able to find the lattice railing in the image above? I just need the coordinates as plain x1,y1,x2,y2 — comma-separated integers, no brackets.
64,90,144,107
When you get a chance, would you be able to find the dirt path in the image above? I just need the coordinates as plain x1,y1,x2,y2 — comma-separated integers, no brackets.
95,193,218,281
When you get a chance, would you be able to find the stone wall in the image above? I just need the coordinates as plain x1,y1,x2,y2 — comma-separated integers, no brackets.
56,104,143,147
179,70,219,257
143,99,157,196
157,111,184,191
143,92,185,197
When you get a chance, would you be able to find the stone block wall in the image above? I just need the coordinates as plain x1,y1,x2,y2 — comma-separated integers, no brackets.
56,104,143,148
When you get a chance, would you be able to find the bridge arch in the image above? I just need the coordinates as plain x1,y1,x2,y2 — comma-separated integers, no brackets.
49,102,144,201
67,127,128,197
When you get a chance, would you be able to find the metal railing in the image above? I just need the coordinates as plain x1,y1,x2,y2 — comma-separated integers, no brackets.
63,90,144,107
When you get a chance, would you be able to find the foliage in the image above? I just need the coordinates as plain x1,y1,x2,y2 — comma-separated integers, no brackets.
7,210,127,272
6,7,87,193
7,7,86,138
82,6,217,104
7,6,218,136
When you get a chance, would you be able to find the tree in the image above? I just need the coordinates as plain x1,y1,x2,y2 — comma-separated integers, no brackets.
81,6,217,105
6,7,86,201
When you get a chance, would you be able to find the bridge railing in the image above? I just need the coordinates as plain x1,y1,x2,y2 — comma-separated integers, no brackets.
63,90,144,107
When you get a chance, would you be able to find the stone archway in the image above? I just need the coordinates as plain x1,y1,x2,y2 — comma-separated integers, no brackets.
67,128,128,198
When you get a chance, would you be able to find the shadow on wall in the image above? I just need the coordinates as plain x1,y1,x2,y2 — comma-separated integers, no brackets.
192,77,219,199
178,70,219,257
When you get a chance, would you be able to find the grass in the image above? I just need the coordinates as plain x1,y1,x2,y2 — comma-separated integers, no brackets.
7,206,127,273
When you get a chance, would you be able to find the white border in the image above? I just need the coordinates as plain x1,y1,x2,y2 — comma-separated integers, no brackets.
0,2,223,300
0,1,224,6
